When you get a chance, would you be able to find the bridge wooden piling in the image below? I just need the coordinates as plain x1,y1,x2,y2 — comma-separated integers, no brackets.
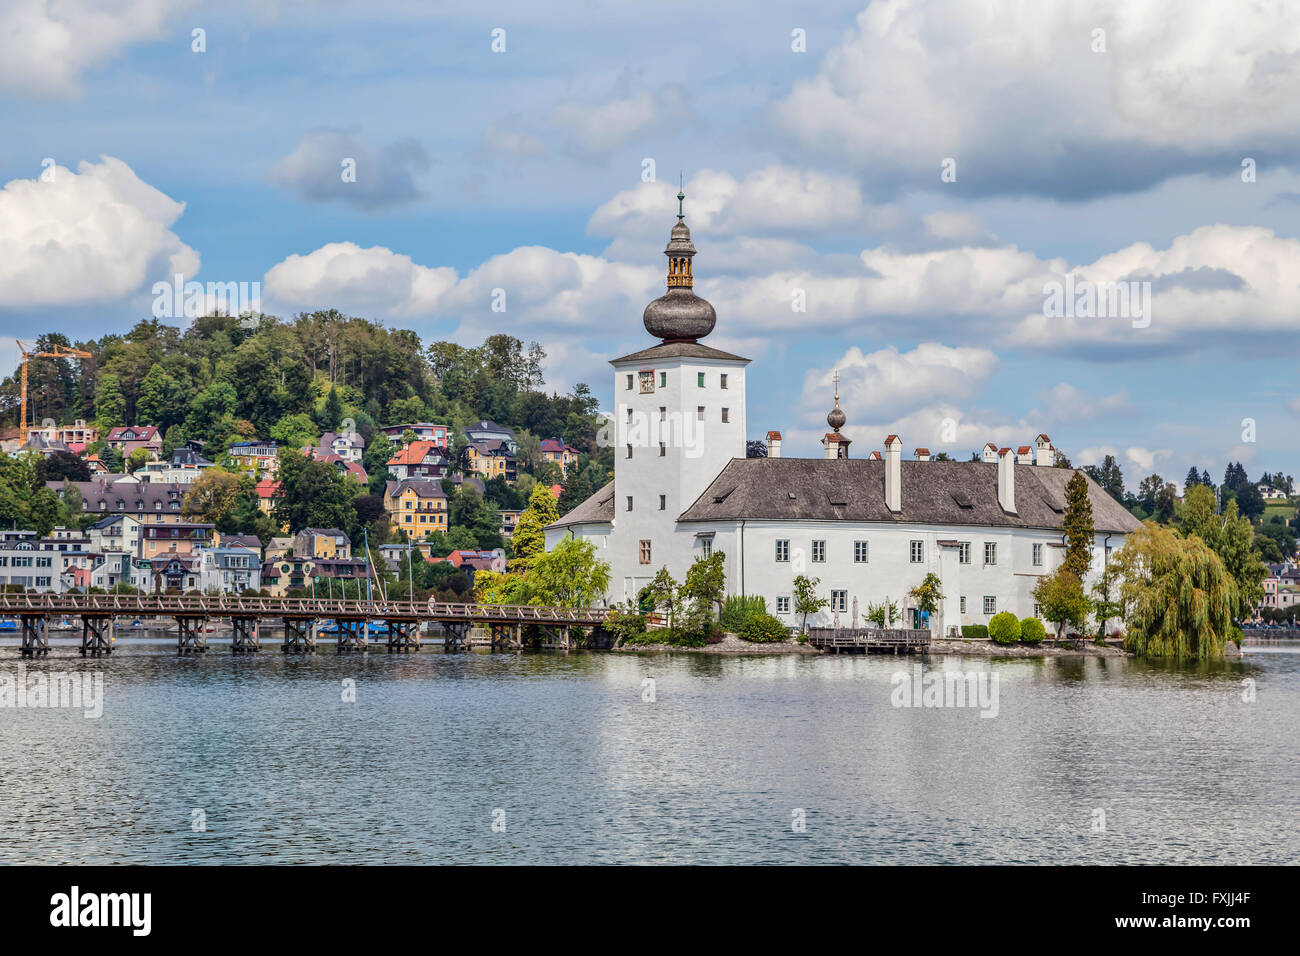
282,617,316,653
231,617,259,653
386,620,419,652
176,616,208,653
80,615,113,656
19,615,49,657
441,622,469,651
336,619,368,653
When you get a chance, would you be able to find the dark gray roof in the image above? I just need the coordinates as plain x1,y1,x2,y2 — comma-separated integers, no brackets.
385,478,447,499
611,341,750,365
677,458,1142,533
53,480,188,513
546,481,616,530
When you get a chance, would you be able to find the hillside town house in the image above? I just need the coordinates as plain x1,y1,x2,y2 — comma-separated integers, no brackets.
541,438,582,476
380,422,450,448
105,425,163,458
384,478,449,536
386,440,449,480
135,445,214,484
141,522,216,560
227,440,282,476
293,528,351,561
304,445,368,482
463,438,517,483
317,430,366,463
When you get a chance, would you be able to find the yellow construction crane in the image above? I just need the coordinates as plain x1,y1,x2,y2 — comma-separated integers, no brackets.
16,340,93,442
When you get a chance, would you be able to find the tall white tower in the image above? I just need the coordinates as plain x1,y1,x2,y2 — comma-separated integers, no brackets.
607,188,749,599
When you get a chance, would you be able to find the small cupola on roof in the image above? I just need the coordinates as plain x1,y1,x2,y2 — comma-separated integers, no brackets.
642,183,718,343
821,370,852,460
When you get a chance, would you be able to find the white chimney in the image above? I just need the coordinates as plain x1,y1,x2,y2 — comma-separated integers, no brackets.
1016,445,1033,465
766,430,781,459
868,450,882,461
914,447,931,462
982,442,998,463
997,447,1016,513
884,435,902,512
1035,433,1053,467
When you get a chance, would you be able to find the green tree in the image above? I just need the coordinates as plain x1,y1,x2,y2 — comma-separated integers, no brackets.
1083,454,1125,503
270,412,319,449
645,567,679,621
908,571,944,627
680,551,726,631
36,451,90,483
1182,484,1268,609
1234,482,1265,521
1032,568,1091,641
182,470,243,525
792,574,828,633
511,484,558,565
865,599,899,627
137,363,185,430
320,385,343,432
1113,523,1239,659
94,371,125,431
1062,471,1094,578
273,449,357,535
28,487,62,537
1090,559,1123,643
523,537,610,607
449,485,502,551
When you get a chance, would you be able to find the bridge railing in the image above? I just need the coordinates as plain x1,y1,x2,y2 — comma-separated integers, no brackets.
0,592,610,625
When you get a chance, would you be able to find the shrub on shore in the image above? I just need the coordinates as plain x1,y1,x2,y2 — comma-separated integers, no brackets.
740,612,788,643
989,612,1022,645
720,595,767,632
960,624,988,640
1020,617,1046,644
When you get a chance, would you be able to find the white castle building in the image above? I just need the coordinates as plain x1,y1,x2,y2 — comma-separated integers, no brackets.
545,196,1141,633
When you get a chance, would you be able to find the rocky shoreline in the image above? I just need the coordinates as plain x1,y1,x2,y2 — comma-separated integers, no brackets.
612,633,1141,657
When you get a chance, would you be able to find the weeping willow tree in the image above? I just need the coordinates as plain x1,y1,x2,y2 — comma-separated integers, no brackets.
1112,523,1240,659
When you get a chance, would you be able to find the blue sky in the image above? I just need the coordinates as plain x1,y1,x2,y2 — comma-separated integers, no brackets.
2,0,1298,486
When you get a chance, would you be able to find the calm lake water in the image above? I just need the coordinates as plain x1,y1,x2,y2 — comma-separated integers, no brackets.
1,634,1297,864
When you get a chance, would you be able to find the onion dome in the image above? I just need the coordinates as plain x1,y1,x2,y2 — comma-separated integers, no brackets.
642,184,717,342
827,371,846,430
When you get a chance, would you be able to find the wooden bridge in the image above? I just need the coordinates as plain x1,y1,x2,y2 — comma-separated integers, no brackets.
805,626,932,654
0,593,611,656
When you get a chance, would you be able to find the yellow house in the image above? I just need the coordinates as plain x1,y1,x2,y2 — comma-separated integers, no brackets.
463,439,516,483
384,479,448,537
293,527,351,560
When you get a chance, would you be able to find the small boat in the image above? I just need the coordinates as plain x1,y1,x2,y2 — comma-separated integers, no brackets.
0,618,16,632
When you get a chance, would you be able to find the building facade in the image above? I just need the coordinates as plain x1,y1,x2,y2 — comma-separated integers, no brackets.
545,203,1140,631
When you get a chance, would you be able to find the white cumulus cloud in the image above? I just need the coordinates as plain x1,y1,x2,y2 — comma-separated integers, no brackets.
0,156,198,307
771,0,1300,198
0,0,190,98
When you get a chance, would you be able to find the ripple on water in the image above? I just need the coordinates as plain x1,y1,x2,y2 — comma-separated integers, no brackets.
0,640,1296,864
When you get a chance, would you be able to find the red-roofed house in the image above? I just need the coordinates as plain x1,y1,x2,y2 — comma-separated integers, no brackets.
387,440,449,480
106,426,162,458
255,478,281,518
541,438,582,476
304,447,368,483
428,549,507,573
